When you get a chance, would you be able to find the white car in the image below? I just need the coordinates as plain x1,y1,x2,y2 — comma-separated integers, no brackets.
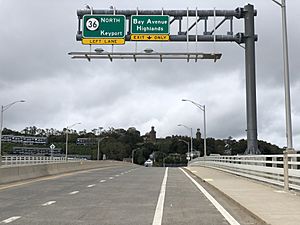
144,159,153,167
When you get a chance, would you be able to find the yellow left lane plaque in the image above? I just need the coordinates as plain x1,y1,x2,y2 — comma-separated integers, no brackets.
82,38,125,45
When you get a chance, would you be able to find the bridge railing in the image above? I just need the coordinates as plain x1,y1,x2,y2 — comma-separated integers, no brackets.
189,154,300,191
1,155,81,167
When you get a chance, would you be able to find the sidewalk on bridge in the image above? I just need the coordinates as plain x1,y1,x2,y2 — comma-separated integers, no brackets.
187,166,300,225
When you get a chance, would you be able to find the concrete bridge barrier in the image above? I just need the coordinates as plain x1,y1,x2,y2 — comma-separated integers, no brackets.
0,160,131,185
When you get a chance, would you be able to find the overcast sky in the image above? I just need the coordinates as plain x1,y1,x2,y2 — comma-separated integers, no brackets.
0,0,299,149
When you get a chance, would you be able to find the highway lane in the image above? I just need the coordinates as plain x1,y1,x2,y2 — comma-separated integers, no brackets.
0,165,253,225
0,164,140,224
163,168,229,225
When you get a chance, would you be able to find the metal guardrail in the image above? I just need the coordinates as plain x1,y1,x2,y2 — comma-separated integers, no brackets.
1,155,82,167
189,154,300,191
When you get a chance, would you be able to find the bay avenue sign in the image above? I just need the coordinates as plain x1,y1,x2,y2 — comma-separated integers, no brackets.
131,15,170,41
82,15,126,45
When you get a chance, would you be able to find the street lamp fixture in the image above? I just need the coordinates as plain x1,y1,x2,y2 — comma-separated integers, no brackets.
65,122,81,161
178,124,193,161
182,99,207,157
0,100,26,165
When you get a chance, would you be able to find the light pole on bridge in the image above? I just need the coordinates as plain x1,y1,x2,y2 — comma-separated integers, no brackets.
132,148,139,164
97,127,103,161
182,99,207,157
65,122,81,161
271,0,294,152
178,124,193,161
0,100,26,166
178,139,190,160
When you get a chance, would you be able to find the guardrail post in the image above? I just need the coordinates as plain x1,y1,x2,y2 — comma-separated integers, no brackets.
272,157,277,167
262,157,266,166
283,151,289,191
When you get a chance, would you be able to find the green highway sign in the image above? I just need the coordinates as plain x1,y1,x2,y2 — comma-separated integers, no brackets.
83,15,126,39
131,15,170,34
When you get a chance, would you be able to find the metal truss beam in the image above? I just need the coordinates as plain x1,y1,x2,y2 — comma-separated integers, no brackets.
68,52,222,62
77,9,249,19
75,34,251,44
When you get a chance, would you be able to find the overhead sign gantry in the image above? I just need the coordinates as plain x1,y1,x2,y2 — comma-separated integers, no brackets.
69,4,260,155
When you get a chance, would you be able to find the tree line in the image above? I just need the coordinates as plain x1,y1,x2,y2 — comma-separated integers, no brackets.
2,126,284,166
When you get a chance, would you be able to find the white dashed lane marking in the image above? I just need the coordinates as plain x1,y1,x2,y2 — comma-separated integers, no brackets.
115,174,120,177
100,180,106,183
42,201,56,206
87,184,96,188
109,177,114,180
69,191,79,195
0,216,21,224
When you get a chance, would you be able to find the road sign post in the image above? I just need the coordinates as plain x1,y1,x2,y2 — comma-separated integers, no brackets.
82,15,126,45
50,144,55,160
130,15,170,41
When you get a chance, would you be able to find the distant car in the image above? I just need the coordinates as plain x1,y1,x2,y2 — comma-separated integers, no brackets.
144,159,153,167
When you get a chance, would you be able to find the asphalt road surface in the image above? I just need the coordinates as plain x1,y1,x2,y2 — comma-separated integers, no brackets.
0,165,261,225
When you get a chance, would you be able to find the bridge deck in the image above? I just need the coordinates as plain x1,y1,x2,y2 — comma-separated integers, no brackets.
0,165,260,225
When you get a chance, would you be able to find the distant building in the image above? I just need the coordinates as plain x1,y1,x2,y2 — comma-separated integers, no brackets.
12,147,62,156
1,135,47,145
149,126,156,142
143,126,157,143
196,129,202,141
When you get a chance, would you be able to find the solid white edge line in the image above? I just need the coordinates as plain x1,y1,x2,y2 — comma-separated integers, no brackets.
1,216,21,224
180,168,240,225
152,167,168,225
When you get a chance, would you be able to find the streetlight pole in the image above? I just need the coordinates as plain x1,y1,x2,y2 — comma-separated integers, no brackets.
65,122,81,161
0,100,25,165
132,148,139,164
178,124,193,160
182,99,207,157
271,0,293,151
179,139,190,159
97,127,103,161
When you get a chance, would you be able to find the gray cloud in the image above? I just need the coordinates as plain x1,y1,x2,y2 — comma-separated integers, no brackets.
0,0,299,149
